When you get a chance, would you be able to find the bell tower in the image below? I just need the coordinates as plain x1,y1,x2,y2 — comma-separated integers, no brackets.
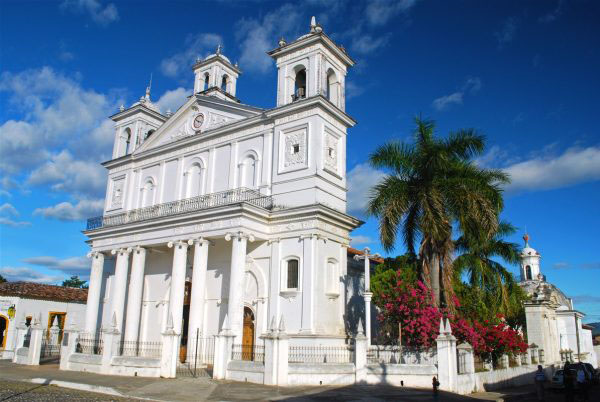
268,16,354,110
192,45,241,102
520,234,542,281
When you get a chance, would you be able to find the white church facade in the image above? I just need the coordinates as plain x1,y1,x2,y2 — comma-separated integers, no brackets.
518,234,597,367
79,17,371,373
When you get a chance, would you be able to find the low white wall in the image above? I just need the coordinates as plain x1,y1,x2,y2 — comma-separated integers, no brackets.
13,347,29,365
288,363,355,385
471,365,555,392
67,353,103,374
227,360,265,384
110,356,161,377
365,364,436,388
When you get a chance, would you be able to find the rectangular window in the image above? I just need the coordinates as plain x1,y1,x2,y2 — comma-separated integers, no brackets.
287,259,299,289
292,144,300,154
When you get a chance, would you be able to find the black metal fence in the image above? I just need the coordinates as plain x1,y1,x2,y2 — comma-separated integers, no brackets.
119,340,162,358
40,338,61,363
76,332,103,355
289,345,354,364
176,335,215,378
232,343,265,363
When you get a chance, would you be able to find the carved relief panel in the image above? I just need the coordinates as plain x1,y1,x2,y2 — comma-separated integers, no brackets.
109,176,126,210
279,124,308,173
323,130,339,174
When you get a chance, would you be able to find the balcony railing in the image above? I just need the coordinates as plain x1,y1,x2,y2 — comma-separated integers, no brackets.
86,187,274,231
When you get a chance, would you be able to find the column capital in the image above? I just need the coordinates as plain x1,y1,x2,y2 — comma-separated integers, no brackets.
267,237,280,245
363,292,373,302
111,247,132,256
191,237,212,246
87,251,105,259
224,231,254,242
168,239,189,248
299,232,323,241
132,245,147,254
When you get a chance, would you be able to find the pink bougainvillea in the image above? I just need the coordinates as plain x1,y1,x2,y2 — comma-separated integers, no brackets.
375,271,528,360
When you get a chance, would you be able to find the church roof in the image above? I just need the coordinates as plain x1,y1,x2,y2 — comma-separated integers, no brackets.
0,281,88,303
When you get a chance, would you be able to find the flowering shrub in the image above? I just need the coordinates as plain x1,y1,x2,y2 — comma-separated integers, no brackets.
375,271,528,360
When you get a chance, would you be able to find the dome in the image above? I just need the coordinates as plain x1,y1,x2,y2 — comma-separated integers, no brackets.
520,233,539,256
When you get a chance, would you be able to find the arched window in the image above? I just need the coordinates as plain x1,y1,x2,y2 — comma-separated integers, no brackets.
185,162,205,198
203,74,210,91
144,129,155,141
286,259,299,289
294,68,306,100
141,178,156,208
221,75,228,92
239,154,257,188
526,265,532,280
326,68,339,105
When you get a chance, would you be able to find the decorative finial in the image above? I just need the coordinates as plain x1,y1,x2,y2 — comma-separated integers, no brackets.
278,316,286,332
196,56,201,63
234,61,239,68
119,104,125,112
439,317,445,335
310,16,316,32
278,37,287,47
523,233,530,247
111,312,118,329
270,317,277,333
216,44,222,55
166,314,174,330
357,317,364,335
166,109,172,117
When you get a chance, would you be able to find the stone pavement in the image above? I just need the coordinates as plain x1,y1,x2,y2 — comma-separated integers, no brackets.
0,360,579,401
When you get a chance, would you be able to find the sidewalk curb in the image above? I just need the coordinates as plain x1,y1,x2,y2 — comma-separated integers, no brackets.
29,377,124,396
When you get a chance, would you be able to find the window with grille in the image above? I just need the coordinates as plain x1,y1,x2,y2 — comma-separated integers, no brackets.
287,259,299,289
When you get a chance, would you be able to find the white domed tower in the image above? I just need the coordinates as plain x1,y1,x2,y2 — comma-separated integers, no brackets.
520,233,543,282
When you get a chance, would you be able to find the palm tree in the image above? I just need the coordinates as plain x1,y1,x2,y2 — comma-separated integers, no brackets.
453,222,524,323
367,117,508,307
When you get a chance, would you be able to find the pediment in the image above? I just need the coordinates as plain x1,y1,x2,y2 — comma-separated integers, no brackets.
135,95,261,154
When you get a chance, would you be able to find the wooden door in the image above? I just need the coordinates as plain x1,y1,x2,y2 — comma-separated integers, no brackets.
242,307,255,361
179,281,192,363
0,315,7,349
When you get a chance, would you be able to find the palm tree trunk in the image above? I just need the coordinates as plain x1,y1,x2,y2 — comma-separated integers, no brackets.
430,252,440,307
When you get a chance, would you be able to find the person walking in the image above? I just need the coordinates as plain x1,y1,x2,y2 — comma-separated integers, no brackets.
534,365,546,401
432,376,440,399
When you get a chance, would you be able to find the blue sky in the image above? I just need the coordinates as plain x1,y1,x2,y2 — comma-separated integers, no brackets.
0,0,598,322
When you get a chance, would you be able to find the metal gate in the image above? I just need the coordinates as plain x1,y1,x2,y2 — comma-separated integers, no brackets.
176,330,215,378
40,337,61,364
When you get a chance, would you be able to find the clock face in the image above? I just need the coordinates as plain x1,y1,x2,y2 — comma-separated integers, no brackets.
192,114,204,130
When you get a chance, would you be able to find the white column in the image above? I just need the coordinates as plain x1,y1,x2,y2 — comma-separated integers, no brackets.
225,232,251,340
267,239,281,327
124,246,147,343
300,234,317,333
187,238,210,345
168,240,190,335
110,247,132,332
84,251,105,333
363,249,372,345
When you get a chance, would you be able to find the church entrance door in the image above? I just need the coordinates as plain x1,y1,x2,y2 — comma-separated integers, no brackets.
0,315,8,349
179,281,192,363
242,307,255,361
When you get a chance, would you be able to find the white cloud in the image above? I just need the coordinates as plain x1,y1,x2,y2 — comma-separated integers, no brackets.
539,0,565,23
0,266,64,284
33,199,104,221
351,33,391,55
346,81,366,100
365,0,419,26
503,146,600,192
236,4,303,73
160,34,223,78
350,235,374,247
61,0,119,26
156,87,190,115
22,256,90,279
432,92,463,111
0,202,30,227
432,77,481,111
495,17,517,47
347,163,386,215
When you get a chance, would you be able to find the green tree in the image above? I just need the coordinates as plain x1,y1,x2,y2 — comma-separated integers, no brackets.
371,253,419,308
368,117,508,307
453,221,527,325
0,274,6,283
62,275,88,289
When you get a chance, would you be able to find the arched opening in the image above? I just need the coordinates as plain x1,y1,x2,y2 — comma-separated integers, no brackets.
242,307,255,361
326,68,339,105
203,73,210,91
141,179,156,208
526,265,532,280
144,129,155,141
0,314,8,349
294,68,306,101
221,75,228,92
123,128,132,156
185,163,205,198
239,154,257,188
